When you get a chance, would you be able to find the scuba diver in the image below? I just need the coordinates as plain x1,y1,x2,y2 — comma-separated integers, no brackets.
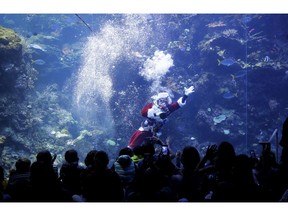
128,86,195,149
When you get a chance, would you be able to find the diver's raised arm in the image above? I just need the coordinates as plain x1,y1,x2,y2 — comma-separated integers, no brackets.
178,85,195,106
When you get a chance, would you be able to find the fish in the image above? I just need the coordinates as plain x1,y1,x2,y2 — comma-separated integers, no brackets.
27,43,47,52
206,21,226,28
241,16,252,24
234,70,247,78
217,49,225,57
33,59,46,65
25,32,38,38
222,92,238,99
230,74,237,86
217,58,236,66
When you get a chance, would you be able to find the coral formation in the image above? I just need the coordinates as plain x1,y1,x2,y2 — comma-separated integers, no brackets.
106,139,117,146
0,26,23,64
213,114,227,125
55,129,71,139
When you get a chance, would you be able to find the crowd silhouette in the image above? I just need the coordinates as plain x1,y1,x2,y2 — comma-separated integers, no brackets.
1,117,288,202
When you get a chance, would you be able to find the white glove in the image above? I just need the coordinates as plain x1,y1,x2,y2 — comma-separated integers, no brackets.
184,86,195,96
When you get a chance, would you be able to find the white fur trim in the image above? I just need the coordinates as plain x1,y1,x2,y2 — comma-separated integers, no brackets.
147,105,161,118
177,97,186,107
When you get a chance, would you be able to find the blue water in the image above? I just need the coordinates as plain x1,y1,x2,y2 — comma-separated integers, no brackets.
0,14,288,170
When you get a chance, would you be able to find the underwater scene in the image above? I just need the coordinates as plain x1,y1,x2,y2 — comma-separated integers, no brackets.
0,14,288,175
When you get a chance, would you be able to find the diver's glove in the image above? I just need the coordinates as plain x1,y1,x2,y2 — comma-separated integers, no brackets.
184,86,195,96
182,86,195,103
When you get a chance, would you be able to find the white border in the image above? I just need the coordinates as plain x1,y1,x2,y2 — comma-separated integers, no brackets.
0,0,287,14
0,0,286,214
0,203,285,216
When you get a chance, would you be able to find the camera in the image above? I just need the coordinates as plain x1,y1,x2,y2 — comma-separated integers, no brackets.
161,146,169,155
250,150,256,158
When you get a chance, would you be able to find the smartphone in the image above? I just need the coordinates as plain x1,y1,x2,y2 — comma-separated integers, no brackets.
162,146,168,155
250,150,256,158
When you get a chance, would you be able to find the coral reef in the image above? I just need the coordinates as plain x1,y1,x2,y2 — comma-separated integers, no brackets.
106,139,117,146
195,104,245,143
54,129,71,139
0,26,23,64
222,29,238,37
14,63,38,92
213,114,227,125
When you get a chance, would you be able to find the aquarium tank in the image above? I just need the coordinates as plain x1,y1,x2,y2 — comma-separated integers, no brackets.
0,14,287,174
